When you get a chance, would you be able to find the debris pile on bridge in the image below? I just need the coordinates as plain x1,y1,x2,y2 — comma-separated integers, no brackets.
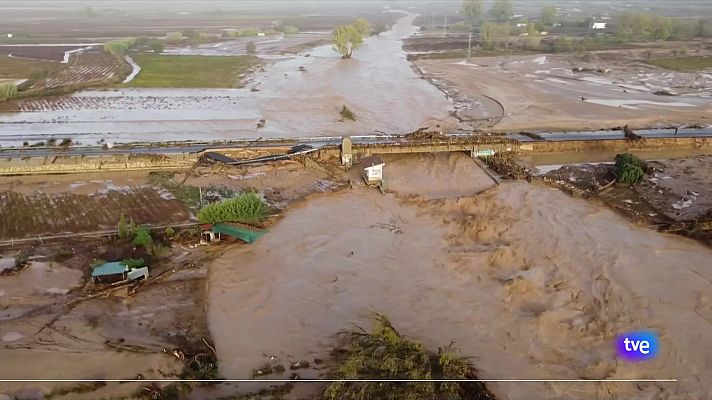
404,128,444,140
482,153,530,180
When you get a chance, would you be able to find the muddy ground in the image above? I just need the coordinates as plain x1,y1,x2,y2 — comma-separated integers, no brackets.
414,44,712,132
538,155,712,246
0,157,348,399
0,241,211,399
0,13,454,147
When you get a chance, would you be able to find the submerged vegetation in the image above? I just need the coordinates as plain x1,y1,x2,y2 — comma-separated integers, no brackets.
317,314,494,400
615,153,647,184
0,82,17,101
340,105,356,121
197,192,269,224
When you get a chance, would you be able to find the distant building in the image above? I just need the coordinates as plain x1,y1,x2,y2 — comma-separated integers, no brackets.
592,22,607,30
360,155,385,185
257,32,266,37
166,31,183,40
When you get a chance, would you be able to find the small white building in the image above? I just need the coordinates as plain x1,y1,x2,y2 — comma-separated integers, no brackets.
592,22,607,30
360,155,385,185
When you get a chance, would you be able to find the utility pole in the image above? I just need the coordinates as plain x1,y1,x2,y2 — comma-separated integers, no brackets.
444,16,448,37
468,32,472,59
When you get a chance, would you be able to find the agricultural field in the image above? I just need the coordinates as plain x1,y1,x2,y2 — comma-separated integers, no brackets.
0,56,58,82
31,51,124,90
648,55,712,71
0,45,89,62
126,53,260,88
0,187,191,239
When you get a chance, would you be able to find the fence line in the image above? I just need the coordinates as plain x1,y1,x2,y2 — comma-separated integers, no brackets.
0,222,200,248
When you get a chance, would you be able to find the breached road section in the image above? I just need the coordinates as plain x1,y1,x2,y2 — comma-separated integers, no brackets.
207,153,712,399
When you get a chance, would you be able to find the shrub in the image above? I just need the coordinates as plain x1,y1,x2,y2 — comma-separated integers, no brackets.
246,41,257,54
615,153,647,184
121,258,145,268
104,38,136,56
317,314,492,400
340,105,356,121
239,29,259,37
164,227,176,238
196,192,269,224
117,214,136,239
0,82,18,101
132,226,153,248
281,25,299,34
449,21,473,31
148,39,164,53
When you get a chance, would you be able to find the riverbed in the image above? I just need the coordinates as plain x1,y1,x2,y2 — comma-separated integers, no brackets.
0,13,453,147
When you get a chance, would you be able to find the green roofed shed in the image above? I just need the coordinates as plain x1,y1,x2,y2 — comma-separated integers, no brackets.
91,261,127,283
212,223,266,243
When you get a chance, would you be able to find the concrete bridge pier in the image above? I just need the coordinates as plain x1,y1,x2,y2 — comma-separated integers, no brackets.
341,136,353,166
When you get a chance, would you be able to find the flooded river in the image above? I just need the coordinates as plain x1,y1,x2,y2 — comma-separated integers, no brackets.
0,13,452,146
208,153,712,400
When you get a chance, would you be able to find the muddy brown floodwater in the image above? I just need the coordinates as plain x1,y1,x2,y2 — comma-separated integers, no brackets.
0,13,453,146
208,153,712,400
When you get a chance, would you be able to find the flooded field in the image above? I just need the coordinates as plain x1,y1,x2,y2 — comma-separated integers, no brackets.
0,13,452,146
163,33,330,57
0,251,206,399
208,153,712,400
417,49,712,132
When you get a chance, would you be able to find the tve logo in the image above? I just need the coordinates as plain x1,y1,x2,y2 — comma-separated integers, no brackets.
616,330,660,362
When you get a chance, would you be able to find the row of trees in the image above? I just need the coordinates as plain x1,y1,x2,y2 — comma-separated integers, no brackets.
613,11,712,41
332,18,371,59
461,0,514,24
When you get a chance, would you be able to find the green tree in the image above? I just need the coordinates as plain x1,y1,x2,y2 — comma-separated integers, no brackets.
489,0,513,22
481,21,510,48
541,5,557,27
354,18,372,37
333,25,364,59
246,41,257,54
461,0,484,24
132,226,153,248
671,20,696,39
148,39,163,53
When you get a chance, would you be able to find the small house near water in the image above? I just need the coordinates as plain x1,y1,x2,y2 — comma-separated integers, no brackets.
91,261,127,284
360,155,385,185
91,261,149,284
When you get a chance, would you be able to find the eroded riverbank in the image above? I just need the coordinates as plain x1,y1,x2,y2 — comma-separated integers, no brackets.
208,153,712,400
